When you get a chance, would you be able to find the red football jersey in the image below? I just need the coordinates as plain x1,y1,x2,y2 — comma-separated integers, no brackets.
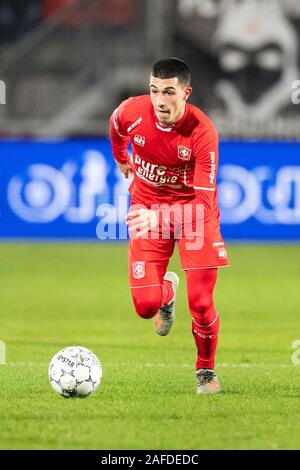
110,95,220,221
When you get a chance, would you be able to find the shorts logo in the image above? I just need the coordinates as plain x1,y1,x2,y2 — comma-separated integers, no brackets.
218,248,227,259
213,242,224,247
132,261,145,279
134,135,145,146
178,146,191,161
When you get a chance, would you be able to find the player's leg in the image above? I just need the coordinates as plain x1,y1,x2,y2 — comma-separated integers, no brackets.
185,268,219,369
185,268,221,394
129,236,177,334
152,271,179,336
178,217,229,393
131,281,174,319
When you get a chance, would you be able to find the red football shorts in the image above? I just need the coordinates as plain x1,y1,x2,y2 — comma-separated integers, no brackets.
129,217,229,288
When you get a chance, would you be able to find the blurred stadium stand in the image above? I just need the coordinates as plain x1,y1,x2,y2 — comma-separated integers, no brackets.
0,0,171,137
0,0,300,139
0,0,42,44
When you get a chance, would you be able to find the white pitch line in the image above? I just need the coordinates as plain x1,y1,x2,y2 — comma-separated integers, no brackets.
2,362,299,368
117,363,298,369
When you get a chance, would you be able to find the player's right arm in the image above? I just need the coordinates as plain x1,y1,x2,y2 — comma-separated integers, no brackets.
110,102,134,178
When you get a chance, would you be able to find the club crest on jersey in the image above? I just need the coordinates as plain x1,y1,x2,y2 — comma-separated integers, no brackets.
134,135,145,147
178,145,191,161
132,261,145,279
217,248,227,259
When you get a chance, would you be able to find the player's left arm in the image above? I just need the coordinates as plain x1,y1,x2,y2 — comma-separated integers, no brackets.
192,127,219,222
110,105,134,178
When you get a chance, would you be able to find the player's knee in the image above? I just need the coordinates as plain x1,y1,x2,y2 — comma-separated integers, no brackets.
188,292,213,317
132,289,161,319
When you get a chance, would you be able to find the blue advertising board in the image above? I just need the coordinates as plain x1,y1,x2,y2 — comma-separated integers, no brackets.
0,139,299,240
219,141,300,240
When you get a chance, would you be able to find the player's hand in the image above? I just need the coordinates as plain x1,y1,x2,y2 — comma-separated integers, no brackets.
127,208,158,239
117,157,134,179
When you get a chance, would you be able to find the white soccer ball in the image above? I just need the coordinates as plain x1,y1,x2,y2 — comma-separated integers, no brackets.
48,346,102,398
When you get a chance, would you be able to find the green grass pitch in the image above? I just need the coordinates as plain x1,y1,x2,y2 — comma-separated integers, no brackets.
0,243,299,450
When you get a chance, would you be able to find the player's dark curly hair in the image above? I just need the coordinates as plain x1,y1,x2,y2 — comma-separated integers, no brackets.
151,58,191,87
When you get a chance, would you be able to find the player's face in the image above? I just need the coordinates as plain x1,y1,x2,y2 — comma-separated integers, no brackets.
149,76,192,125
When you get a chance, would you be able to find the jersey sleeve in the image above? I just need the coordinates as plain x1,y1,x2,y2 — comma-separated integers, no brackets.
193,128,218,190
109,100,130,164
192,128,219,221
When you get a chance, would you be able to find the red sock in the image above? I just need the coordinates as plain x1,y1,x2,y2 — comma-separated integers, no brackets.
192,312,220,370
162,280,174,306
185,269,220,370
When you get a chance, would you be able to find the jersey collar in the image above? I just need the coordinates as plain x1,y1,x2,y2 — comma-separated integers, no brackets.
150,102,189,132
